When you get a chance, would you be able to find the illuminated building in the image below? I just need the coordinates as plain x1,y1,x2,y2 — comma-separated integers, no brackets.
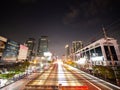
37,36,49,57
25,38,36,58
0,36,7,62
18,44,28,61
65,44,70,60
2,39,19,63
72,41,83,53
71,41,83,61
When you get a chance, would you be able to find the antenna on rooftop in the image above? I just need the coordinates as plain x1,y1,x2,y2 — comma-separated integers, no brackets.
102,26,108,39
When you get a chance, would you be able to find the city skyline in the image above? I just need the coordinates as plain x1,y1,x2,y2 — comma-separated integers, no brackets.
0,0,120,57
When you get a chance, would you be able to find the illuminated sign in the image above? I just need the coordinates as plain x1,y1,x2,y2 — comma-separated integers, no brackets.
18,44,28,60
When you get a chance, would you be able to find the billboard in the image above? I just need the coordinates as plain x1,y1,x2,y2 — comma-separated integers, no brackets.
2,40,19,62
18,44,28,61
0,36,7,60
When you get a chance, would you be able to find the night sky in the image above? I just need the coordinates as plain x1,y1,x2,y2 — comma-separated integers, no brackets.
0,0,120,57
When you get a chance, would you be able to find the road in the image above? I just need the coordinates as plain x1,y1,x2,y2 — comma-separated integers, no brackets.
0,73,39,90
1,60,120,90
64,64,120,90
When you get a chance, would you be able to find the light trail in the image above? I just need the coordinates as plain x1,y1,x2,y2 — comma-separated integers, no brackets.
64,64,102,90
57,61,68,86
65,64,120,90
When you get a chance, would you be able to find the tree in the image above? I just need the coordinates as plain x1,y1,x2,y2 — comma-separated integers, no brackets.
93,66,115,80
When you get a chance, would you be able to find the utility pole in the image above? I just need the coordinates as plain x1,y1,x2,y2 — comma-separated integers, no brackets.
103,27,119,86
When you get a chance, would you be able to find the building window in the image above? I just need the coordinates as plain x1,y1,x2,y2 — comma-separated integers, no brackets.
95,46,103,56
115,62,117,65
90,49,95,57
110,46,118,61
104,46,118,61
110,62,112,65
86,51,90,60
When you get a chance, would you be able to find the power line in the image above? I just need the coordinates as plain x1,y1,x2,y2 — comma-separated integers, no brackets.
83,18,120,46
106,18,120,29
83,29,103,46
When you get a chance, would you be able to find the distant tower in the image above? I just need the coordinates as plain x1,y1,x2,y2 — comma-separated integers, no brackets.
72,41,83,53
25,38,36,58
37,36,49,56
65,44,70,60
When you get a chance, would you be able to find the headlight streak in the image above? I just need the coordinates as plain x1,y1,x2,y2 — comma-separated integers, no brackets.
65,64,120,90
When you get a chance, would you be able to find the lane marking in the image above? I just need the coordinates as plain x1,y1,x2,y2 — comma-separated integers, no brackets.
65,64,101,90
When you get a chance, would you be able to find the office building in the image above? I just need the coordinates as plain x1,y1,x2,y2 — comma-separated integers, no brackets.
37,36,49,56
25,38,36,57
72,41,83,53
65,44,70,60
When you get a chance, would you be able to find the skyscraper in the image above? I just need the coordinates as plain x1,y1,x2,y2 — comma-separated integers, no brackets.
25,38,36,57
72,41,83,53
37,36,48,56
65,45,70,57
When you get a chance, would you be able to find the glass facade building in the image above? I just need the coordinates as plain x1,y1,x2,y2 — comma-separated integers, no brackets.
2,40,19,62
72,41,83,53
37,36,49,57
25,38,36,57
